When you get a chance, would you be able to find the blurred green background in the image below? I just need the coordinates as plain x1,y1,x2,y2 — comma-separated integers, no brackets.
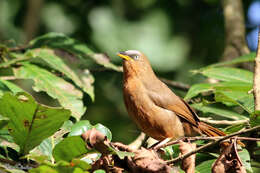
0,0,256,143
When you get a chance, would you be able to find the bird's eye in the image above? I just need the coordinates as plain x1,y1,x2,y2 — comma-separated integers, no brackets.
133,55,139,60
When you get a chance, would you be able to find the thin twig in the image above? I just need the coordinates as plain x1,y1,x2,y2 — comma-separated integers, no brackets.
200,117,249,125
166,125,260,164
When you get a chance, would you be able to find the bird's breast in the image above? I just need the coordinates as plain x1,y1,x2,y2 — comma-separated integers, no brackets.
123,78,185,140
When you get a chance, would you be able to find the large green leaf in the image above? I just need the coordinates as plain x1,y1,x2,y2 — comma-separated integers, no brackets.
198,67,253,83
184,83,213,100
191,103,248,120
26,48,94,100
0,92,70,154
0,79,24,97
208,52,256,67
29,32,93,59
185,82,252,100
215,91,254,113
13,62,85,120
52,136,89,162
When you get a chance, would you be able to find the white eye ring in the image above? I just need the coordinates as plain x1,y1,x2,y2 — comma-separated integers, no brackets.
133,55,139,60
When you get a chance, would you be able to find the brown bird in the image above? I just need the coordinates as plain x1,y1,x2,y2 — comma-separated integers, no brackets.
117,50,227,144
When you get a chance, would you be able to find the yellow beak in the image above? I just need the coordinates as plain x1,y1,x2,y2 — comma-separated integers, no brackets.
117,53,131,61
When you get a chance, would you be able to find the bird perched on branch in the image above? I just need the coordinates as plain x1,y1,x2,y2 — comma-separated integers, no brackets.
117,50,228,145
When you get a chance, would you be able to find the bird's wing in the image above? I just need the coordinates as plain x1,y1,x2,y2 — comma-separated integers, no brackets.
147,87,200,126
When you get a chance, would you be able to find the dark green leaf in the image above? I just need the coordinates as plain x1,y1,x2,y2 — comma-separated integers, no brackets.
224,124,247,134
0,92,70,154
196,159,215,173
53,136,89,162
14,62,85,120
250,111,260,127
29,32,93,59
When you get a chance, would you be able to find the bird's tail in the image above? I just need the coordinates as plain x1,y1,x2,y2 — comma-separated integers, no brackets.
198,122,244,147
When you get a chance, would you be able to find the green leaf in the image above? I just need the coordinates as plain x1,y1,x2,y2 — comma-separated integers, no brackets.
191,103,248,120
184,83,213,100
26,48,94,100
0,79,24,95
29,160,90,173
224,124,247,134
93,123,112,141
111,149,134,159
199,67,253,83
53,136,89,162
238,149,252,172
68,120,92,137
0,115,9,129
196,159,215,173
0,92,70,154
215,91,254,113
68,121,112,141
29,32,122,72
209,52,256,67
14,62,85,120
29,32,93,58
93,170,106,173
185,82,252,100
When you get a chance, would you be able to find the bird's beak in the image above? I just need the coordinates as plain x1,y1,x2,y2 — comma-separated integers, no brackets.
117,52,131,61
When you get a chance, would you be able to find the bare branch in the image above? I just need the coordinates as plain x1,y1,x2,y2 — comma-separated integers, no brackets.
166,125,260,164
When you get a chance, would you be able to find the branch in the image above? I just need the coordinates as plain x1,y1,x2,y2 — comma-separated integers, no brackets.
200,117,249,125
166,125,260,164
254,26,260,110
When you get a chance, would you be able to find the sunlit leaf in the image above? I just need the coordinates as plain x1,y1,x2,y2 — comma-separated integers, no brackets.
238,149,253,173
0,92,70,154
14,62,85,120
197,67,253,83
26,48,94,100
191,103,248,120
53,136,89,162
208,52,256,67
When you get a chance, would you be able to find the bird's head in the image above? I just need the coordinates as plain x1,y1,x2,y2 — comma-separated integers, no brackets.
117,50,154,76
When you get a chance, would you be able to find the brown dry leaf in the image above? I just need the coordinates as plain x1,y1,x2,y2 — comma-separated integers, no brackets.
127,147,177,173
179,141,196,173
212,140,246,173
